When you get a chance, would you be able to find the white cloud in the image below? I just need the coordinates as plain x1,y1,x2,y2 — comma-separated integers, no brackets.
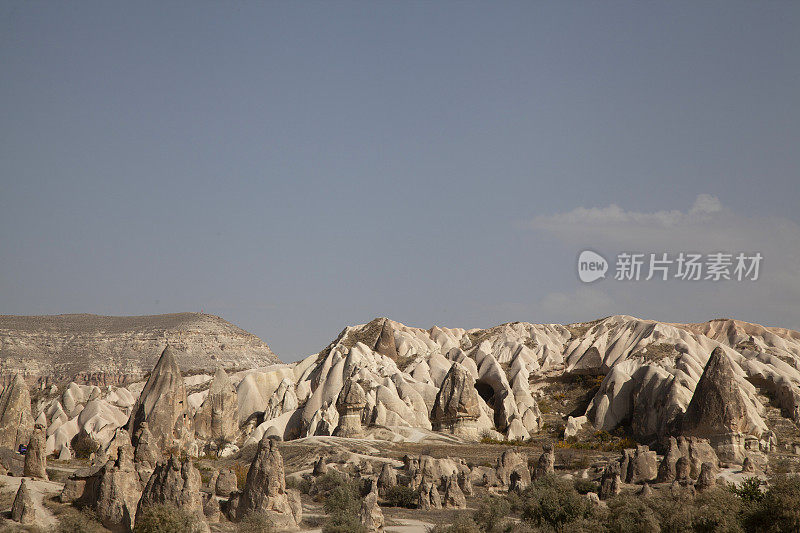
527,194,800,330
528,194,800,255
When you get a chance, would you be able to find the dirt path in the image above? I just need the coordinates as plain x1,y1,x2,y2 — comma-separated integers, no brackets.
298,517,434,533
0,475,63,528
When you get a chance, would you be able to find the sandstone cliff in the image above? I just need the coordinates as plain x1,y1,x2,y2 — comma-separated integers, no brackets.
0,313,279,386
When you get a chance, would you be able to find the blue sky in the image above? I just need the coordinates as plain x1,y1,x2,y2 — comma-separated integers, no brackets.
2,2,799,361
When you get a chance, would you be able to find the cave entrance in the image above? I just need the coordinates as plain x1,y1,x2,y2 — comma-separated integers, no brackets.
475,382,495,405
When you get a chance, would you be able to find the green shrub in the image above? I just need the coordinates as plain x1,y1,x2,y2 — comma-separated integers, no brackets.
606,494,660,533
314,471,356,496
324,481,362,516
646,491,694,533
286,476,312,494
71,430,100,459
729,477,765,503
55,508,108,533
692,488,744,533
319,471,366,533
237,512,275,533
428,516,482,533
322,512,367,533
233,462,249,489
133,504,204,533
743,475,800,533
573,478,599,495
473,495,514,533
383,485,418,508
520,475,596,530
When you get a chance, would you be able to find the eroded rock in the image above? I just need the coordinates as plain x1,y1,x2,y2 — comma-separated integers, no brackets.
136,457,208,532
236,433,297,529
23,423,48,480
11,478,36,525
431,362,481,439
0,374,34,450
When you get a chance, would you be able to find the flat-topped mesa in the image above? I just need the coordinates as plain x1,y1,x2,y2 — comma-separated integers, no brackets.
0,312,279,386
126,345,190,451
430,362,481,440
0,373,34,450
681,347,766,462
333,380,367,438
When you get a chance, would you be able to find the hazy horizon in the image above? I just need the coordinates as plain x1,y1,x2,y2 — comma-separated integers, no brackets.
2,2,799,362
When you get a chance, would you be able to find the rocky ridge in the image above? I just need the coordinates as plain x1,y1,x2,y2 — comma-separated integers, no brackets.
0,313,278,386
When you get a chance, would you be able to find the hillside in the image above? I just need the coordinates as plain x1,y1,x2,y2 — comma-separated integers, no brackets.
0,312,279,385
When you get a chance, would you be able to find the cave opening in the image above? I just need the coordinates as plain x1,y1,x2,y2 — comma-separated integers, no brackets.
475,381,495,405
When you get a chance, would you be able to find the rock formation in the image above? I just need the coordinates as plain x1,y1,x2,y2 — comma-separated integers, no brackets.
360,481,385,533
675,456,690,482
136,457,208,532
418,480,442,510
133,422,162,468
23,423,48,480
657,437,682,482
0,313,278,384
333,380,367,438
496,450,530,489
377,462,397,498
682,347,765,462
312,455,328,477
696,462,716,492
533,444,555,480
193,368,238,442
431,362,481,439
11,478,36,525
127,345,190,450
625,445,658,484
215,469,238,497
599,463,621,500
0,374,34,450
443,474,467,508
96,445,142,532
236,433,298,529
203,493,220,522
458,470,473,496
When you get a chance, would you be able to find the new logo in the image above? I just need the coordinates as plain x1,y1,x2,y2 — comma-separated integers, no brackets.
578,250,608,283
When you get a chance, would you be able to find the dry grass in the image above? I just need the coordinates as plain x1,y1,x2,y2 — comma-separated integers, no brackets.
632,342,677,363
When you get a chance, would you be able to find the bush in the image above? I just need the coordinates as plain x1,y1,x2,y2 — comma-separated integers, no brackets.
646,491,694,532
233,462,249,489
573,478,599,495
606,494,660,533
319,471,366,533
520,475,596,530
743,474,800,533
730,477,765,503
237,512,275,533
693,488,743,533
473,495,514,533
383,485,418,508
133,504,205,533
324,481,362,516
55,508,108,533
286,475,312,494
322,512,367,533
314,471,351,494
428,516,482,533
71,430,100,459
